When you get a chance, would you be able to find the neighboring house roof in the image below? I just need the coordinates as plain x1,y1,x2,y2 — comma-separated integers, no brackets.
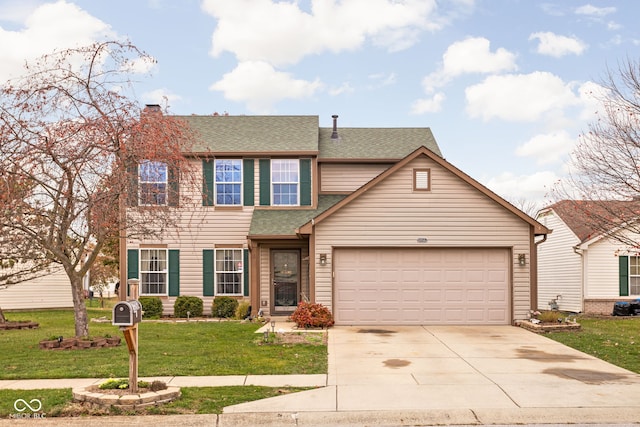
249,195,347,237
318,127,442,160
298,146,549,236
179,115,320,154
540,200,640,243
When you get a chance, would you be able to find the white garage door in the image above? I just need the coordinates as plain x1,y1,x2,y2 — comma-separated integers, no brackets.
334,248,510,325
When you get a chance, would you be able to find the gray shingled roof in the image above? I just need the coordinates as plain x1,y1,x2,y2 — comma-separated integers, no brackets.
249,195,347,236
177,115,320,154
318,127,441,159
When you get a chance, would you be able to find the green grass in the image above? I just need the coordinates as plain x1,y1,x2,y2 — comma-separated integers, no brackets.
1,306,327,379
546,315,640,374
0,386,310,417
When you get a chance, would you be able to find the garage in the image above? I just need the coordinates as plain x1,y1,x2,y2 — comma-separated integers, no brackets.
333,247,510,325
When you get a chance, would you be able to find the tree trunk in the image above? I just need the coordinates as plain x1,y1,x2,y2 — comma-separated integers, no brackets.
70,275,89,337
0,306,5,323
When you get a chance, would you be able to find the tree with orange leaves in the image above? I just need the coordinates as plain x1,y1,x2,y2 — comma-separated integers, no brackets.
0,41,198,337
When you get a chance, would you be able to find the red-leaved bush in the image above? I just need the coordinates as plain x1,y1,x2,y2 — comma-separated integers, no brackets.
289,302,335,329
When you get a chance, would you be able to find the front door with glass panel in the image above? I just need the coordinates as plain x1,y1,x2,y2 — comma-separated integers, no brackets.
272,250,300,313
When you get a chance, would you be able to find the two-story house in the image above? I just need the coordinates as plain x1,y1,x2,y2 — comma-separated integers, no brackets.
123,110,548,325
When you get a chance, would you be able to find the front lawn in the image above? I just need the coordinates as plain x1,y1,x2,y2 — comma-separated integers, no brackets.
546,315,640,374
0,307,327,379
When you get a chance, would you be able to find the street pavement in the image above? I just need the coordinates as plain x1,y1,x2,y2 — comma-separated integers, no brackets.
2,324,640,426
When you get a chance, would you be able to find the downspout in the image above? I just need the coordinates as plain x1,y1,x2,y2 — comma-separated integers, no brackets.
531,233,548,311
573,244,584,313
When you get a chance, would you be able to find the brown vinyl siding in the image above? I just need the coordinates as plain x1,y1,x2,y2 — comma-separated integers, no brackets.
320,163,391,193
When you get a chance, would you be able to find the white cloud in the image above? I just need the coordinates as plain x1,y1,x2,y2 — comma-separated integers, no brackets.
575,4,616,17
209,61,322,113
465,72,580,122
529,32,587,57
422,37,517,93
329,82,354,96
515,131,576,165
0,0,115,82
202,0,441,66
410,93,445,114
485,170,560,205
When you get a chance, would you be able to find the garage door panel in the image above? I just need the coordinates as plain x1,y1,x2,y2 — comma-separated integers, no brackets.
334,248,510,325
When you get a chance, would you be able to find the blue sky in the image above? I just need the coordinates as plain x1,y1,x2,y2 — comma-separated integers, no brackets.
0,0,638,209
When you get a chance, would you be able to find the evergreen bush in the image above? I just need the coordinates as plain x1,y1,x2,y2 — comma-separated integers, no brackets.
174,296,204,318
212,296,238,318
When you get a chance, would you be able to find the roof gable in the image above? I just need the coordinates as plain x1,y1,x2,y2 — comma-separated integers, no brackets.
298,146,548,235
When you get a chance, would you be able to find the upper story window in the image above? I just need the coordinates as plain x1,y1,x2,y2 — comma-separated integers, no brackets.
272,159,299,206
215,159,242,205
139,160,167,206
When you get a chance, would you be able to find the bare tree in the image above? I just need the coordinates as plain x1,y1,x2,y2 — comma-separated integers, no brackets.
554,57,640,247
0,41,197,337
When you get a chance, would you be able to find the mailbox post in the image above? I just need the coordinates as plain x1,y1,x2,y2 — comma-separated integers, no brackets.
111,278,141,393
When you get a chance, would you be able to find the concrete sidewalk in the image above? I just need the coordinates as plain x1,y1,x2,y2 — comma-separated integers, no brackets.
0,374,327,390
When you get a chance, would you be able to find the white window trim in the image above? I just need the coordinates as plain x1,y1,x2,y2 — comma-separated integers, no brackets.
271,159,300,206
630,255,640,296
215,248,244,296
140,248,169,296
214,159,243,206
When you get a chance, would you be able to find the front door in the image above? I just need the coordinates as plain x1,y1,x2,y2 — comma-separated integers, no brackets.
272,250,300,314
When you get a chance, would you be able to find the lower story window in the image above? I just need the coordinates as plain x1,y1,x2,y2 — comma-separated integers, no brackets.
216,249,242,295
141,249,167,295
631,256,640,295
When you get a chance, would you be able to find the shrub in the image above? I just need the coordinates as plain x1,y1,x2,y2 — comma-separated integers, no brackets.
212,296,239,318
174,296,204,318
234,300,251,320
537,310,563,323
139,296,163,318
290,302,334,329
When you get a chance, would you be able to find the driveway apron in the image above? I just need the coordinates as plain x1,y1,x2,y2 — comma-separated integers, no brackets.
225,325,640,413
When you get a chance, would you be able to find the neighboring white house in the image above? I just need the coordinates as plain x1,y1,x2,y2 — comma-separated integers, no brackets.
0,267,73,310
537,200,640,314
1,264,112,311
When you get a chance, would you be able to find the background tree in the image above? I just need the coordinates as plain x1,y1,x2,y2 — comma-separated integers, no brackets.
554,57,640,248
0,41,198,337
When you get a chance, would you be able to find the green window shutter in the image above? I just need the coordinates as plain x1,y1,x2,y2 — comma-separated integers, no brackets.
300,158,311,206
620,256,629,296
202,159,214,206
127,249,139,298
127,249,139,279
243,249,249,297
127,163,139,207
168,166,180,206
168,250,180,297
203,249,214,296
243,159,255,206
259,159,271,206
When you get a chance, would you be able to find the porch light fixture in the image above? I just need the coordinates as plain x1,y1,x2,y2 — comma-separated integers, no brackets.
518,253,526,266
319,254,327,266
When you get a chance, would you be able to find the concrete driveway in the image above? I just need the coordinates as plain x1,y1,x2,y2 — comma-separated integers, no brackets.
225,325,640,424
